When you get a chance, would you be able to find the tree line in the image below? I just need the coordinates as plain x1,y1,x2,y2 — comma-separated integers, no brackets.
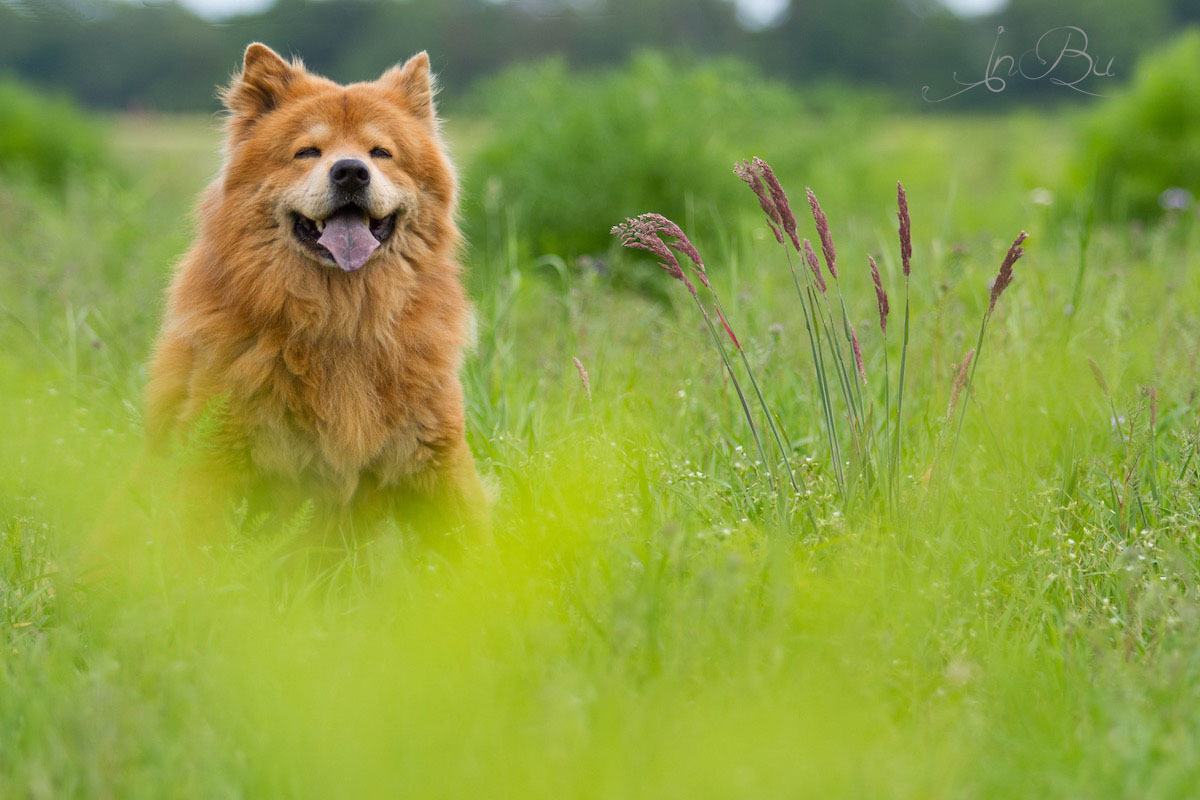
1,0,1195,111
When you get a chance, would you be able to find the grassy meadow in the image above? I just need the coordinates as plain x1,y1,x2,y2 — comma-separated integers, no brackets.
2,69,1200,798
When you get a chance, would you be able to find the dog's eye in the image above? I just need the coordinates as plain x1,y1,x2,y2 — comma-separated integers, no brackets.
294,147,321,159
370,147,393,159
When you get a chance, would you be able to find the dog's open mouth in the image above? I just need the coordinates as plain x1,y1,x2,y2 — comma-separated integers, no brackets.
292,204,397,273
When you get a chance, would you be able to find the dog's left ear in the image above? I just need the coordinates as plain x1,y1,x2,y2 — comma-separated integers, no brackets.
379,52,437,122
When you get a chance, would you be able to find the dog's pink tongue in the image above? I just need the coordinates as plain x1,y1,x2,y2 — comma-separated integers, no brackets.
317,208,379,272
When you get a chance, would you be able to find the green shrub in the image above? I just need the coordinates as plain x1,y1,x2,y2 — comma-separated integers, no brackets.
1072,30,1200,220
0,77,109,189
459,53,812,258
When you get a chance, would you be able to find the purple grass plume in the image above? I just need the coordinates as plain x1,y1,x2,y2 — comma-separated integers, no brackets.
806,188,837,279
612,215,698,296
988,231,1028,315
644,213,705,275
753,158,800,251
638,212,710,289
851,323,867,386
734,160,784,245
897,182,912,278
869,256,889,334
802,238,826,293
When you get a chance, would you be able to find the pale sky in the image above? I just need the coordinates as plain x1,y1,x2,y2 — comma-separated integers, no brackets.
734,0,1007,28
171,0,1010,24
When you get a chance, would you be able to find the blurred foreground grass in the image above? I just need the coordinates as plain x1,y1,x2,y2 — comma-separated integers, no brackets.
2,100,1200,799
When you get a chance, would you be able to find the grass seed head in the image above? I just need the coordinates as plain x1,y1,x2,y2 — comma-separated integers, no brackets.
643,212,705,275
851,323,867,386
897,181,912,278
611,216,698,297
806,187,838,279
1087,358,1110,396
735,159,784,245
572,357,591,401
753,158,800,251
947,348,975,422
988,230,1028,315
802,238,826,293
869,255,889,334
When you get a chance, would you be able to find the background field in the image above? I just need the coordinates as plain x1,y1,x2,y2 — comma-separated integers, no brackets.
3,15,1200,798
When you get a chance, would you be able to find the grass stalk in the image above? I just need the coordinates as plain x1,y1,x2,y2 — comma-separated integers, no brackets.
1067,180,1097,328
833,286,868,421
693,296,789,535
781,247,845,498
946,311,989,482
892,282,910,506
805,287,847,493
709,292,800,494
881,332,891,507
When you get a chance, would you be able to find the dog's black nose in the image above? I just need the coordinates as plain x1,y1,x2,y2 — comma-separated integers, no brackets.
330,158,370,189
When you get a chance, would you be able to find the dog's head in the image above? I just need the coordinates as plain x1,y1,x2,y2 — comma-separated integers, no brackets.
217,43,454,273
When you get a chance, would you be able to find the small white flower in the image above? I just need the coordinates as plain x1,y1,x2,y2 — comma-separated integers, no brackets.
1030,187,1055,206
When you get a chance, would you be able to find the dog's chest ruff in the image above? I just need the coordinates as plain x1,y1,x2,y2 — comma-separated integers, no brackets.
236,320,445,502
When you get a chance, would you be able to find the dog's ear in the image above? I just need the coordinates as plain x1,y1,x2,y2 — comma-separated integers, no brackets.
378,52,437,122
221,43,301,137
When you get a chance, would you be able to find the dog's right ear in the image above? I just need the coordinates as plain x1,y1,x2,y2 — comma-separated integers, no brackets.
220,43,301,138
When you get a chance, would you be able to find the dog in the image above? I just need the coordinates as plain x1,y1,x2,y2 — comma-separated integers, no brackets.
144,43,488,539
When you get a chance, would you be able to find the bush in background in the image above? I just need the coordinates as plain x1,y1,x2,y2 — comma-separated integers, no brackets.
459,53,815,257
1072,29,1200,220
0,78,109,189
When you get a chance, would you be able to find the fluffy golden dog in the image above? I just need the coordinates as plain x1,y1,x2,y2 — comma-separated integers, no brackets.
145,43,486,536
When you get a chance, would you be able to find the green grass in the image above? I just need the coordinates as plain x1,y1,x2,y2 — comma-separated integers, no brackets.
2,107,1200,798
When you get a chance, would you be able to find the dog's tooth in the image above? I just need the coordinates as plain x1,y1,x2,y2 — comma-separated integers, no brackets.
315,219,325,232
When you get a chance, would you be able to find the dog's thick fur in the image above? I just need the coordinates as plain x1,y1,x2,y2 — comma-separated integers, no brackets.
145,44,486,535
